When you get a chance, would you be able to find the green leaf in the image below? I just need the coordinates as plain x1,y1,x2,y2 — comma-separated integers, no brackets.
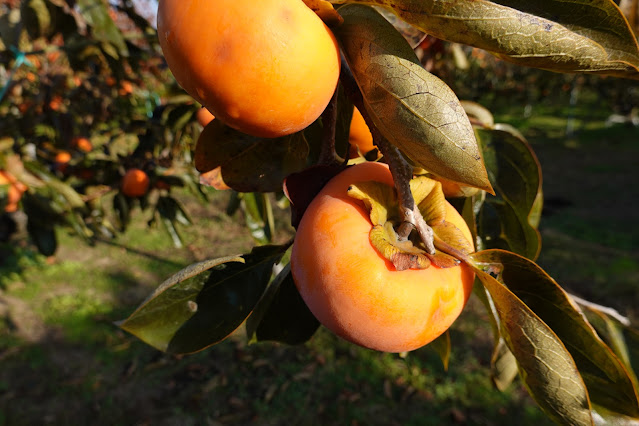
428,330,451,371
577,298,639,388
246,264,320,345
77,0,128,57
26,0,51,37
349,0,639,79
478,125,542,259
119,244,290,354
242,193,274,244
194,120,309,193
471,250,639,419
336,4,493,193
491,337,519,391
469,252,593,425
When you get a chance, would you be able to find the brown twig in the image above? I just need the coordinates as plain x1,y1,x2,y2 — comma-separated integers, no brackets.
339,55,435,254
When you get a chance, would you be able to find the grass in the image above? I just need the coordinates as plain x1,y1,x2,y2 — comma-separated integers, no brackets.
0,189,551,425
2,81,638,424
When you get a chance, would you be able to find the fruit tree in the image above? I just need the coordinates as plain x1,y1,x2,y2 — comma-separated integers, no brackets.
3,1,639,424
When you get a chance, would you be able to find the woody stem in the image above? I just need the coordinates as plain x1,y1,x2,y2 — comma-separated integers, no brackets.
339,55,435,254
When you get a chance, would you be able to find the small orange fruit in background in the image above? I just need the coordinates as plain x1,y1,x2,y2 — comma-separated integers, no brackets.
196,107,215,127
72,137,93,153
290,162,475,353
119,81,134,96
0,170,27,213
348,107,375,158
122,169,150,197
157,0,341,138
54,151,72,173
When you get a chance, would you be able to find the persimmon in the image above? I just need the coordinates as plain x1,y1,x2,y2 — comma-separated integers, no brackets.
196,107,215,127
348,107,375,158
72,137,93,153
0,170,27,213
290,162,475,353
54,151,71,173
121,169,150,197
437,176,481,198
157,0,341,138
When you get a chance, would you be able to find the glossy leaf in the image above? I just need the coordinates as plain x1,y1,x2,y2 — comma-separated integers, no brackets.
336,4,493,192
341,0,639,79
246,264,321,345
194,120,309,193
119,244,290,354
469,253,593,425
478,125,542,260
471,250,639,419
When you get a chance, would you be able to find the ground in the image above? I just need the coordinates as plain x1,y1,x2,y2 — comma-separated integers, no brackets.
0,85,637,425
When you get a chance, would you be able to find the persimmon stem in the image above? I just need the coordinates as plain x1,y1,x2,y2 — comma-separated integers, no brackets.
339,54,436,255
317,88,342,166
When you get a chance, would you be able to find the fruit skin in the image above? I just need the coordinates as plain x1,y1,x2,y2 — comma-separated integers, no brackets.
0,171,27,213
157,0,341,138
72,137,93,153
121,169,150,197
290,162,475,353
196,107,215,127
54,151,72,173
348,107,375,158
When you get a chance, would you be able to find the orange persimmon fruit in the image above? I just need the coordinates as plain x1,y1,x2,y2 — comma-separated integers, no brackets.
290,162,475,353
121,169,150,197
0,170,27,213
157,0,341,138
196,107,215,127
348,107,375,158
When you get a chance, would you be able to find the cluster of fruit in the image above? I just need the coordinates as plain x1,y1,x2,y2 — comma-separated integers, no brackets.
156,0,474,352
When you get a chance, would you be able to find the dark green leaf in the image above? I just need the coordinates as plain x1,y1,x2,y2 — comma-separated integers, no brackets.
358,0,639,79
194,120,309,193
478,125,542,259
471,250,639,419
336,4,492,192
470,252,593,425
246,264,320,345
119,244,290,354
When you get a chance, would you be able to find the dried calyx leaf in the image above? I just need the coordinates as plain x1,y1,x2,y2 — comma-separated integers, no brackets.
347,175,473,271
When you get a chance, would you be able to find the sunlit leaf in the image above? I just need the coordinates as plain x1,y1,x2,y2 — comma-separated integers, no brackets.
338,0,639,79
119,244,290,354
336,4,493,192
470,253,593,425
195,120,309,193
471,250,639,419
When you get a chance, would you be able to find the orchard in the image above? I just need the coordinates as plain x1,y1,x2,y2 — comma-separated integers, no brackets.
1,0,639,424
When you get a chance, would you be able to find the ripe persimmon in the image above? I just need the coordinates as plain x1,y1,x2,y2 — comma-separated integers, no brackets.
0,170,27,213
290,162,475,353
348,107,375,158
54,151,72,173
157,0,341,138
72,137,93,153
196,107,215,127
122,169,150,197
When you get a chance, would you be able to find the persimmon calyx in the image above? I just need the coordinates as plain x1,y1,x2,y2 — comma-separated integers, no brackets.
347,176,474,271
